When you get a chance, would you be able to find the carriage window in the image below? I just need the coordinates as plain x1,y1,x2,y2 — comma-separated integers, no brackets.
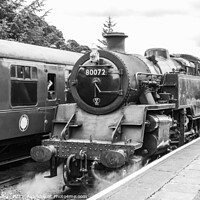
10,65,38,79
11,81,37,106
10,66,16,77
10,65,38,106
17,66,24,78
24,66,31,79
32,67,38,79
47,73,56,100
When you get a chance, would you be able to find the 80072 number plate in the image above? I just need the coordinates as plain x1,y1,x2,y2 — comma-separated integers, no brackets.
84,67,108,76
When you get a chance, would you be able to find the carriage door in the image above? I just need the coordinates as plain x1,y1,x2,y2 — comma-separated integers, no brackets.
45,65,59,105
44,64,64,132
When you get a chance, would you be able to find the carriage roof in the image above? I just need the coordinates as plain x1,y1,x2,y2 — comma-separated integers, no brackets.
0,39,82,65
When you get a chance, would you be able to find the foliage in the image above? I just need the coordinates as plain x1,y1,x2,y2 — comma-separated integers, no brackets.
0,0,90,52
66,39,90,53
98,16,116,48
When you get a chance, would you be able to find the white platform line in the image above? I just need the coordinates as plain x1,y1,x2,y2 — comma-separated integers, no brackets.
88,137,200,200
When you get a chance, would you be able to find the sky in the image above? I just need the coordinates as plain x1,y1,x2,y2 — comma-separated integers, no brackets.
33,0,200,56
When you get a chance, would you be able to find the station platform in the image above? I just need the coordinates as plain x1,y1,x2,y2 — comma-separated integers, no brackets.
88,137,200,200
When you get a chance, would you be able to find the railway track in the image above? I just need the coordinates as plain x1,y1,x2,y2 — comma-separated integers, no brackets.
0,176,23,189
0,154,167,200
0,155,31,167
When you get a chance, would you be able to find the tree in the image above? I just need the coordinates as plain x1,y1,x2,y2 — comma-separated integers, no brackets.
66,39,90,53
98,16,116,48
0,0,90,52
0,0,66,47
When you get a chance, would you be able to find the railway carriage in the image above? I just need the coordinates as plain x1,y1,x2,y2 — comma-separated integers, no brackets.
0,39,82,163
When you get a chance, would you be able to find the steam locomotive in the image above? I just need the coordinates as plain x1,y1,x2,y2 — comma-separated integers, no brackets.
31,32,200,187
0,39,82,164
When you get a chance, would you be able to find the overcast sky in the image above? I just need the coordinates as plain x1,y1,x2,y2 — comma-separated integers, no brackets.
39,0,200,56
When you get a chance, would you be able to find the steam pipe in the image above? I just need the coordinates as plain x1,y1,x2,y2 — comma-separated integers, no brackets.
139,88,156,105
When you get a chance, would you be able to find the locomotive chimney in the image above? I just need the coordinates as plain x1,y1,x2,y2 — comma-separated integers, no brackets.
104,32,128,53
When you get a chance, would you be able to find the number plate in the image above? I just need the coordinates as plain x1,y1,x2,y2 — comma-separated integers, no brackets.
84,67,108,76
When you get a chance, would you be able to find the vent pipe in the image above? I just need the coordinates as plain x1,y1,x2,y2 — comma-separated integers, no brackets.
104,32,128,53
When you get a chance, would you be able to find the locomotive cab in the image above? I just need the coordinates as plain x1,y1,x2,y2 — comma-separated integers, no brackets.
145,48,170,59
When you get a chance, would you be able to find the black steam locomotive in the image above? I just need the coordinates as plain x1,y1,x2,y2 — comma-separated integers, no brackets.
0,39,82,164
31,32,200,187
